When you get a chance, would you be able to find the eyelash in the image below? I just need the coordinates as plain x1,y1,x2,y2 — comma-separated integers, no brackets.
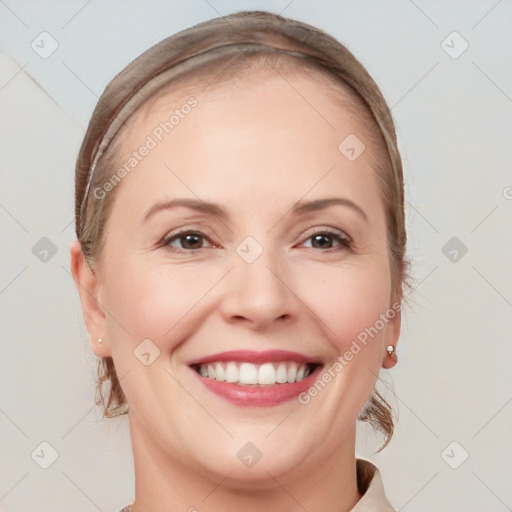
159,228,352,253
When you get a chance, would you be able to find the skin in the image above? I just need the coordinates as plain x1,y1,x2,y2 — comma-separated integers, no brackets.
71,70,400,512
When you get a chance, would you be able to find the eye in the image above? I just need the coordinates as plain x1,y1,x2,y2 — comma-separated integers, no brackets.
161,230,213,251
160,228,350,253
301,230,352,250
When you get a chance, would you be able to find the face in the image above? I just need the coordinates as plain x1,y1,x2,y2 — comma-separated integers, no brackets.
78,71,400,484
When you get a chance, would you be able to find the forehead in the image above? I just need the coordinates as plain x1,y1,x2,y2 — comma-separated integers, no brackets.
120,55,368,144
104,71,384,225
120,72,367,175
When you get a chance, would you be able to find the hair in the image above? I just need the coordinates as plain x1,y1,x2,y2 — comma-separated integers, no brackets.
75,10,408,451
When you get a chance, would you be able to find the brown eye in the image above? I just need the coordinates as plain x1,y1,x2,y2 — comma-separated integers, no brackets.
302,231,352,250
164,231,208,250
311,233,334,249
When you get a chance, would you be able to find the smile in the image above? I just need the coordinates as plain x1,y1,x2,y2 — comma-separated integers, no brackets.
188,350,323,407
191,361,319,386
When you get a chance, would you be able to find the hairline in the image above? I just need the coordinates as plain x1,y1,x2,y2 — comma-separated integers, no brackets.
104,52,388,182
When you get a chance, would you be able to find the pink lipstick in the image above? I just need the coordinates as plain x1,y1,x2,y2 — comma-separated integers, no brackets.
188,350,322,407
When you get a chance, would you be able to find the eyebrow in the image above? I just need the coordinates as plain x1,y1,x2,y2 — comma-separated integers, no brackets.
143,197,368,223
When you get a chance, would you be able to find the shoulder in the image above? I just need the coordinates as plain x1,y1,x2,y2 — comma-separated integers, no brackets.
351,458,396,512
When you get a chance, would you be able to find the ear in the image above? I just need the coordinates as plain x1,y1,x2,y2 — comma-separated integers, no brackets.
381,300,402,370
70,240,112,357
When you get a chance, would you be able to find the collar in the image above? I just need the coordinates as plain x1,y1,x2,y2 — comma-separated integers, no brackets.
351,458,395,511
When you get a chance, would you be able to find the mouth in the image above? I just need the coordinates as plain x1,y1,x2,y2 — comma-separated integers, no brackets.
188,350,323,407
190,361,320,386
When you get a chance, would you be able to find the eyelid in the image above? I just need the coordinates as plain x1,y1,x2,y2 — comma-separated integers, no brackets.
159,226,219,251
298,226,352,244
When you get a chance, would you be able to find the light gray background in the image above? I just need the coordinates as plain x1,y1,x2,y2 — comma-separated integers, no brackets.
1,1,511,511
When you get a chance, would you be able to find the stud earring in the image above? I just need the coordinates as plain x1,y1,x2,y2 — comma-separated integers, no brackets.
97,338,103,344
386,345,395,356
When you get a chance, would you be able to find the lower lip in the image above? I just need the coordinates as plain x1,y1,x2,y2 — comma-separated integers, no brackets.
191,366,322,407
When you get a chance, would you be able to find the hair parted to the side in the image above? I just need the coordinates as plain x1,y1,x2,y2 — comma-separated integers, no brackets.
75,10,408,451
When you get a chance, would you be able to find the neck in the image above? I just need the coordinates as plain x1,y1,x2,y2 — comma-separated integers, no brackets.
128,413,361,512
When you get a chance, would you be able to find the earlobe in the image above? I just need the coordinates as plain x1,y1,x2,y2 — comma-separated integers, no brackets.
382,344,398,369
381,300,402,369
70,240,111,358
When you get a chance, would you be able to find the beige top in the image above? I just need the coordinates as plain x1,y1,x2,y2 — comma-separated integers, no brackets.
119,458,395,512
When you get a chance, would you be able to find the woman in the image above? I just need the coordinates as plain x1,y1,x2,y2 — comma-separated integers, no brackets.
71,10,407,512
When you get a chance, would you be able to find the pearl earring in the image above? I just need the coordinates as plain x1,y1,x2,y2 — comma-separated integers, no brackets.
97,338,103,344
386,345,395,356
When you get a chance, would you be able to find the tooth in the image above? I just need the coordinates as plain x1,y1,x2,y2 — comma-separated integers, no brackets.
275,363,287,383
215,363,225,382
225,362,239,383
198,361,314,384
287,364,297,383
258,363,276,385
239,362,258,384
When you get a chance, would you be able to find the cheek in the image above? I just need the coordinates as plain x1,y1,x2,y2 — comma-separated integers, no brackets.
296,259,392,353
102,258,222,348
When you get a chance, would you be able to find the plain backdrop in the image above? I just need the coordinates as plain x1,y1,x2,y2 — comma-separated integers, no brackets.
1,1,511,511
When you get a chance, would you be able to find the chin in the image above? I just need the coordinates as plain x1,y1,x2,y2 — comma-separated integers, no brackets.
183,432,314,487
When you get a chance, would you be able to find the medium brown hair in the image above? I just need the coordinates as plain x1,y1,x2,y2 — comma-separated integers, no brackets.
75,10,407,450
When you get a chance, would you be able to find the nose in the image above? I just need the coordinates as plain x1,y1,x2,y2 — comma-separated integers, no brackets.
219,252,299,330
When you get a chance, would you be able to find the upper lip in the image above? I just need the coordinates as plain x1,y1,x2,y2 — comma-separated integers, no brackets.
187,349,323,366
